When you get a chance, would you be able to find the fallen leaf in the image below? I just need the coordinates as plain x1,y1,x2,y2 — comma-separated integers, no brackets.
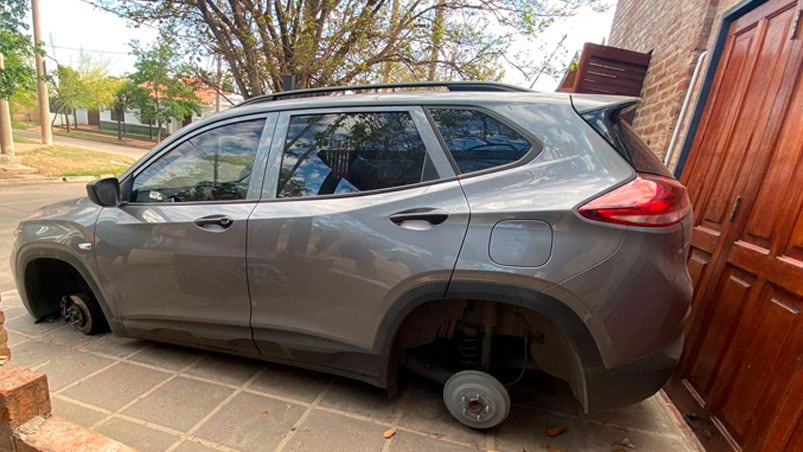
545,426,567,438
383,428,397,439
618,438,635,449
545,446,564,452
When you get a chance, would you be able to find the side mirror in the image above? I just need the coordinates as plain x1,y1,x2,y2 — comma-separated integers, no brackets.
86,177,121,207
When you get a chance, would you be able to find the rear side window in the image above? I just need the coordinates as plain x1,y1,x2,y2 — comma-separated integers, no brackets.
581,108,671,177
277,111,437,198
429,108,531,174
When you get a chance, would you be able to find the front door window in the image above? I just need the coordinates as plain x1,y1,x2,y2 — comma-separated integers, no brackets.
131,120,265,203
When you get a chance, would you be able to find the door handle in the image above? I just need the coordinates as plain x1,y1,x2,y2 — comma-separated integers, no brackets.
194,214,234,229
389,208,449,225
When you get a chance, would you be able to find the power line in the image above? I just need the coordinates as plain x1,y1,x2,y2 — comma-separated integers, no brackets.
48,44,131,55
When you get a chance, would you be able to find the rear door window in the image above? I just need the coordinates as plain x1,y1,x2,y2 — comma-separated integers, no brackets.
277,111,438,198
429,108,531,174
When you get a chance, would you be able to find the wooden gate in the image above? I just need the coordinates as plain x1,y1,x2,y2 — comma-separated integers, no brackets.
669,0,803,450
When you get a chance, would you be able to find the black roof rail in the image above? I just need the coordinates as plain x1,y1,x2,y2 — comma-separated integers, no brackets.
236,81,531,107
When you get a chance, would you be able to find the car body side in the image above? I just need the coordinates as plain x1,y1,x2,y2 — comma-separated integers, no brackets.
10,92,693,412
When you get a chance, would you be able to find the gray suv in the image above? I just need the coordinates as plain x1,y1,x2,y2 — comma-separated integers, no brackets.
11,82,692,429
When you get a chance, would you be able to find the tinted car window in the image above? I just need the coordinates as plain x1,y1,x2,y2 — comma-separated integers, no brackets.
277,111,436,198
581,108,671,177
131,120,265,203
429,108,531,173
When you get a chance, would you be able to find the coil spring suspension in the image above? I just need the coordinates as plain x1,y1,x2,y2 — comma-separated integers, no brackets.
457,325,483,369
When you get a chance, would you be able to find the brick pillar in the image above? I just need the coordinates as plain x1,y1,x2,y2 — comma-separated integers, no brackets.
0,292,134,450
0,291,10,365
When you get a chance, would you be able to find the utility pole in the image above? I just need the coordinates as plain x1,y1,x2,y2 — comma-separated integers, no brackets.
31,0,53,145
0,53,14,156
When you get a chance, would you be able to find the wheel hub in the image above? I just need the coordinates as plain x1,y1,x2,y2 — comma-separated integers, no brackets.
64,304,85,327
60,295,88,329
459,392,494,422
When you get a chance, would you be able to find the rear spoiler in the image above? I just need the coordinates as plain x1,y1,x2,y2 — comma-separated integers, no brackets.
570,95,640,115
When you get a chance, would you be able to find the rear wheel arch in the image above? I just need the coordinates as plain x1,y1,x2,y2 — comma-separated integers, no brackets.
377,280,604,405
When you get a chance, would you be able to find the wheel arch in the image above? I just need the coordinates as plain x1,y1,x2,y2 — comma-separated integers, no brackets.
16,244,123,334
375,280,605,410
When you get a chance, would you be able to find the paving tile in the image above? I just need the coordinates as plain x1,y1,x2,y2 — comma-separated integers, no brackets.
283,410,386,452
95,417,179,451
123,376,234,432
579,421,692,451
128,342,205,371
388,431,477,452
581,395,677,434
506,371,583,415
5,314,64,337
37,349,115,391
173,440,222,452
494,406,586,452
51,396,108,428
34,325,93,348
9,339,69,368
194,392,305,450
246,363,331,403
1,305,27,320
397,379,486,449
185,352,263,386
79,333,149,358
6,328,27,348
61,362,170,411
320,377,404,423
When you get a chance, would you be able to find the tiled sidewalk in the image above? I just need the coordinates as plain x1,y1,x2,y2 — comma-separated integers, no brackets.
2,289,700,452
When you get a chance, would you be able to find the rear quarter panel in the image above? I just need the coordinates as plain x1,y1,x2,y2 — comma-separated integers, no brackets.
450,102,636,366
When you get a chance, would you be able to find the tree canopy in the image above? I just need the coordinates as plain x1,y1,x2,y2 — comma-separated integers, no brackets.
0,0,36,99
49,54,121,131
97,0,607,98
130,36,201,141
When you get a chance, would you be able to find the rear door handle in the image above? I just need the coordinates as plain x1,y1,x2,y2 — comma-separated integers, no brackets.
389,208,449,225
194,214,234,229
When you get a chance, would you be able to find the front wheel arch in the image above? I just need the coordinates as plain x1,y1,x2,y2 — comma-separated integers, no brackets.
16,246,123,334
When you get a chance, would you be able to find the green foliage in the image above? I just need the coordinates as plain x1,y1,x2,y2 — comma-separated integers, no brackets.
96,0,609,97
0,0,36,99
49,54,121,126
129,35,201,140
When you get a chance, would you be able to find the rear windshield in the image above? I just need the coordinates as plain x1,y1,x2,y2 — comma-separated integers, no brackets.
581,107,671,177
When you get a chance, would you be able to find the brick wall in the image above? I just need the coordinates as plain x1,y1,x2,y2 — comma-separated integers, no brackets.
608,0,719,161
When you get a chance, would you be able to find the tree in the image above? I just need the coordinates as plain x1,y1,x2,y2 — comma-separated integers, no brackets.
96,0,607,98
130,35,201,142
0,0,36,100
111,80,148,140
49,54,119,132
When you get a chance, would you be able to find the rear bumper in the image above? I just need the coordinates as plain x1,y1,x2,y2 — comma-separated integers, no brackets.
582,328,683,412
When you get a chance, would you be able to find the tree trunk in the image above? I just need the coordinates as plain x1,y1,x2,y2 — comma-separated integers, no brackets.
157,119,162,142
428,2,446,81
65,111,71,132
381,0,401,84
117,110,122,140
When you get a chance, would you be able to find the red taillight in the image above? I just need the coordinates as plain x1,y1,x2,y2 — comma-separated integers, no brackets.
578,173,691,227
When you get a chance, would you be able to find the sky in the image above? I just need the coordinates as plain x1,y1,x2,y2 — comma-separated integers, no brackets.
32,0,616,92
